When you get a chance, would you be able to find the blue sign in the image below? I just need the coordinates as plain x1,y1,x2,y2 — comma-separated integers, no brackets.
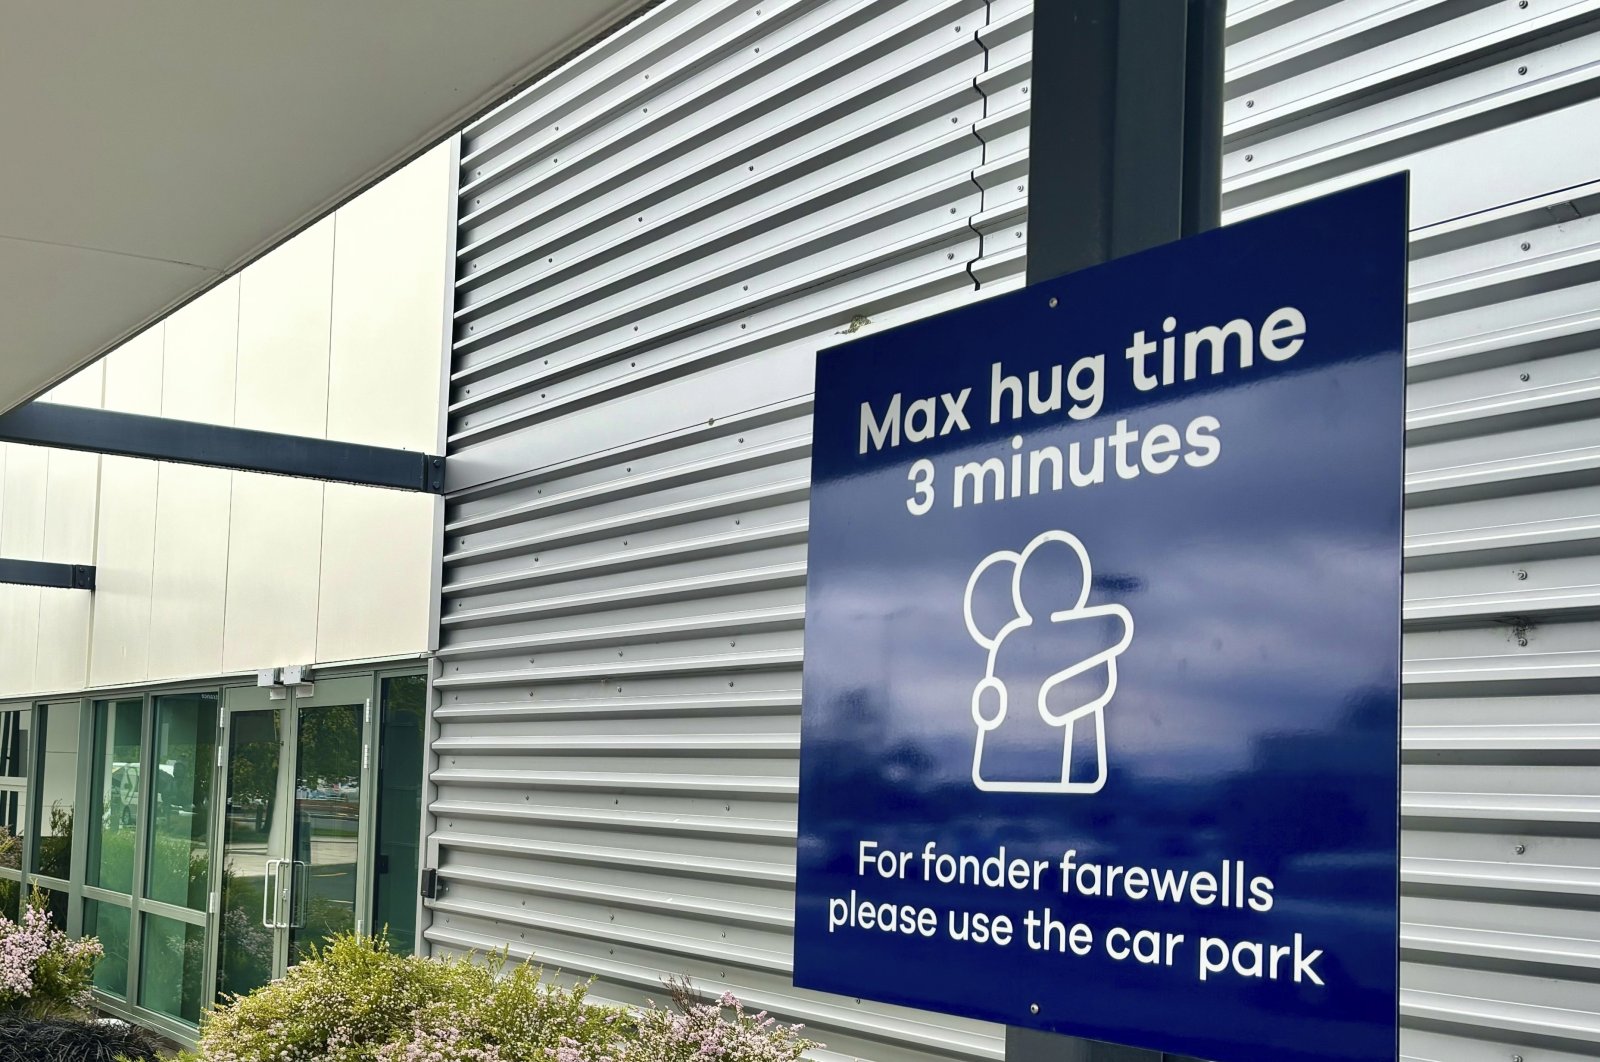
794,176,1406,1062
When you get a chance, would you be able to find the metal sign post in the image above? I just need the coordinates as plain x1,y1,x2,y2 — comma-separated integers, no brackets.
1026,0,1225,280
1014,4,1223,1059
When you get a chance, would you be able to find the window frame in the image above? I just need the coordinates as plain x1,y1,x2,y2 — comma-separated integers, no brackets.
1,663,427,1045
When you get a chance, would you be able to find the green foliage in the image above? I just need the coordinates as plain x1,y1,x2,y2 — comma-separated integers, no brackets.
35,804,74,880
90,823,208,900
184,934,816,1062
190,933,509,1062
0,890,104,1020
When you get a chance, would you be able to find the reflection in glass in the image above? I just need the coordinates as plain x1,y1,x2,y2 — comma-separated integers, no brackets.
0,709,25,919
374,676,424,954
139,912,207,1024
88,699,144,893
145,693,216,910
0,877,19,922
288,703,362,964
83,899,130,998
216,708,282,1002
31,704,79,881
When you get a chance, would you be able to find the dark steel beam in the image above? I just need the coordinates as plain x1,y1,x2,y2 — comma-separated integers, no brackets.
0,558,95,590
1012,2,1222,1061
0,402,445,493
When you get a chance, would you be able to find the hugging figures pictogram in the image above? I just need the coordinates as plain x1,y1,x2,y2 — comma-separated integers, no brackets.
963,530,1134,793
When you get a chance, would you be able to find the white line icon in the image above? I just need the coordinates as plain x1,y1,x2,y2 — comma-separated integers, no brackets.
964,530,1134,794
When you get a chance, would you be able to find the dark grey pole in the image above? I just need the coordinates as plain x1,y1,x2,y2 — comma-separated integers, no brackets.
1010,1,1223,1060
1026,0,1224,280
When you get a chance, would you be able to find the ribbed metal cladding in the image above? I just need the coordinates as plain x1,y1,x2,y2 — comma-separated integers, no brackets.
438,2,1002,1061
437,2,1600,1061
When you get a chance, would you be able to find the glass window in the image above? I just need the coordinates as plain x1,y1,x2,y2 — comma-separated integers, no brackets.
138,912,206,1024
83,899,131,998
216,707,284,1003
88,699,144,893
145,693,216,910
0,708,27,919
373,675,425,955
31,703,79,881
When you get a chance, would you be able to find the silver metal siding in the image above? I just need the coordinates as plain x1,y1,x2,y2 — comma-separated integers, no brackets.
437,2,1600,1060
439,3,1002,1061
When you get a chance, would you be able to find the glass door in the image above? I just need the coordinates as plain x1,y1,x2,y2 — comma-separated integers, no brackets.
286,678,368,965
213,689,289,1000
211,677,373,1002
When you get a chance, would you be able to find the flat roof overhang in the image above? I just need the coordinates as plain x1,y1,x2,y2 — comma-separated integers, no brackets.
0,0,648,413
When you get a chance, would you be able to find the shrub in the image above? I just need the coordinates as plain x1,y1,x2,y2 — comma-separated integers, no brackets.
0,893,103,1019
187,934,816,1062
622,992,814,1062
0,1015,165,1062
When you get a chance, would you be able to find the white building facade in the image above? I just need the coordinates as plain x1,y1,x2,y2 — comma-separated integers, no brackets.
3,2,1599,1059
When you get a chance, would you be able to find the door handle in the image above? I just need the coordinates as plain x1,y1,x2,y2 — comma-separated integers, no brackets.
262,859,281,928
278,861,294,929
289,860,308,929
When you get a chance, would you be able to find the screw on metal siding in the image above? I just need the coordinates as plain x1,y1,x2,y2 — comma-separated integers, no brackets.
1515,569,1528,580
1518,66,1528,75
1247,99,1254,108
1515,843,1526,854
1521,241,1531,250
1520,372,1531,381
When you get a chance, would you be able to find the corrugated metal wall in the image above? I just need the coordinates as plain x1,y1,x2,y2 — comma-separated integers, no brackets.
432,2,1600,1060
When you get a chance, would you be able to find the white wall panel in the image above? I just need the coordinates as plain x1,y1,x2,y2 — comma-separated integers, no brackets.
87,455,159,688
147,280,238,680
7,143,444,697
439,2,1600,1062
159,276,238,425
236,218,334,438
88,327,164,688
316,483,436,664
148,464,232,681
0,442,48,696
328,143,452,454
221,473,323,673
33,362,104,693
